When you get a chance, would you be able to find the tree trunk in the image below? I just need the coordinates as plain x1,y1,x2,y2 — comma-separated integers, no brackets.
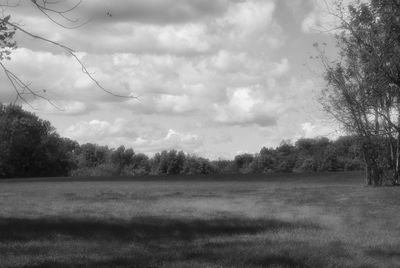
365,163,372,186
362,138,383,186
365,159,382,186
372,163,382,186
395,133,400,184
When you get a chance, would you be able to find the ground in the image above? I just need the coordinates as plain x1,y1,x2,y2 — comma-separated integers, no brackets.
0,172,399,268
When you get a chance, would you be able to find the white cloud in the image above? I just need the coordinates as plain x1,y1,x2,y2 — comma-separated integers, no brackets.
134,129,203,153
212,86,284,127
80,0,230,25
300,0,338,33
126,93,197,115
301,0,366,33
64,118,138,143
23,100,95,116
64,118,203,154
301,122,342,139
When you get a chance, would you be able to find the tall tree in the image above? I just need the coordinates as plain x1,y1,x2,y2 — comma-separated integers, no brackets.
319,0,400,185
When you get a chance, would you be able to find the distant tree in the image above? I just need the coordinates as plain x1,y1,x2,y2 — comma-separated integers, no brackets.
151,151,167,175
275,140,296,172
149,150,186,175
321,145,341,171
233,153,254,173
109,146,135,174
257,147,276,173
294,137,331,172
125,153,150,175
183,155,215,175
333,136,363,171
211,159,235,174
74,143,108,168
166,150,186,175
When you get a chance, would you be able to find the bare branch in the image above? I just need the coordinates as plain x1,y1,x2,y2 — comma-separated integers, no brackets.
0,16,137,100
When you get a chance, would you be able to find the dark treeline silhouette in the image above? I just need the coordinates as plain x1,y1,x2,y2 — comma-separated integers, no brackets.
0,104,364,178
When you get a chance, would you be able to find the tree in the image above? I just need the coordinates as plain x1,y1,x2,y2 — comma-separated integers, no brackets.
183,155,215,175
0,1,134,106
110,146,134,174
150,150,185,175
165,150,186,175
274,140,296,172
257,147,276,173
0,103,76,177
233,153,254,173
125,153,150,176
294,137,331,172
318,0,400,185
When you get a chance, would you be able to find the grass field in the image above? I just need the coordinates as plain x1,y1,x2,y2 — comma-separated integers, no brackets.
1,172,400,267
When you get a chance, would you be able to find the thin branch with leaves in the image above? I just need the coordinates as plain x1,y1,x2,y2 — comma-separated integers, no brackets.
0,0,136,109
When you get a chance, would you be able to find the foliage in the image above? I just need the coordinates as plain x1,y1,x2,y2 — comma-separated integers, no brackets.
0,104,77,177
0,15,16,61
0,105,369,178
318,0,400,185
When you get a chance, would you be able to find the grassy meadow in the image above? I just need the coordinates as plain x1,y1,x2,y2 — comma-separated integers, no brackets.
1,172,400,267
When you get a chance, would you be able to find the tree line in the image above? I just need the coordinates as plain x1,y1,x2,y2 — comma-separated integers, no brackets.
0,104,364,178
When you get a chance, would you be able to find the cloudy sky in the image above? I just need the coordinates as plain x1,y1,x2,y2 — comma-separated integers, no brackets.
1,0,343,159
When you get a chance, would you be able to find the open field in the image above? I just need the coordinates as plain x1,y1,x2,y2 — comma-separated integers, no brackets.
1,172,400,267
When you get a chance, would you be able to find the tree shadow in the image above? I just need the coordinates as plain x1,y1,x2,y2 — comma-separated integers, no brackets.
22,257,150,268
248,255,312,268
22,248,318,268
365,248,400,259
0,216,321,242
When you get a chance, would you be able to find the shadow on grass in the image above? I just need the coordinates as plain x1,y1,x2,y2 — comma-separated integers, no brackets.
22,258,151,268
366,248,400,259
24,255,314,268
20,241,318,268
0,216,321,242
249,255,313,268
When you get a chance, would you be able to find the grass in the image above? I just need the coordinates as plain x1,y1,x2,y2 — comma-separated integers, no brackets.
1,172,400,267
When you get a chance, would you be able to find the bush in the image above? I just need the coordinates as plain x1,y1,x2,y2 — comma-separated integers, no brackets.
343,159,364,171
70,163,119,177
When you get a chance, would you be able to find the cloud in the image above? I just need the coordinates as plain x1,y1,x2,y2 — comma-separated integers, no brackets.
4,3,304,133
64,118,203,154
4,48,135,103
11,0,282,56
23,101,96,116
64,118,138,143
300,0,367,33
6,0,230,25
126,93,198,115
82,0,230,25
134,129,203,153
301,121,342,139
215,0,283,52
10,5,216,56
212,87,284,127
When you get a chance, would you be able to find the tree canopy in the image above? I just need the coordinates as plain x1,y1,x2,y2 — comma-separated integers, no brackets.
319,0,400,185
0,104,77,177
0,104,364,178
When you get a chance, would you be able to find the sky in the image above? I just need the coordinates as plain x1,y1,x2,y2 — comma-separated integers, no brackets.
0,0,344,159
